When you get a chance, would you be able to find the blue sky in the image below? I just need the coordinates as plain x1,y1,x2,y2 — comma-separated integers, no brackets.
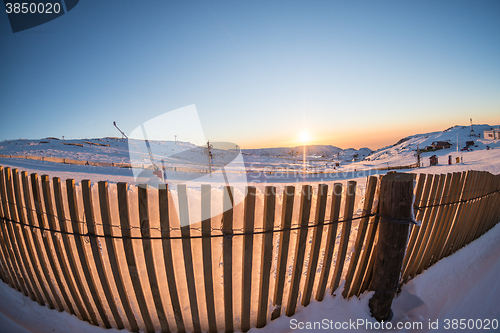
1,1,499,149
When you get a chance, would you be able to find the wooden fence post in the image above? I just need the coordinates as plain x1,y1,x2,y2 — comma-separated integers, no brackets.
369,172,413,322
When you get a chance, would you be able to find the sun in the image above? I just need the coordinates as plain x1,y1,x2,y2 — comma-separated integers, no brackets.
299,131,310,144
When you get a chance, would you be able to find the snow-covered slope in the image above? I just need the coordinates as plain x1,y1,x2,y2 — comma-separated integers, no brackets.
343,124,500,171
366,124,500,163
0,137,131,164
0,137,238,169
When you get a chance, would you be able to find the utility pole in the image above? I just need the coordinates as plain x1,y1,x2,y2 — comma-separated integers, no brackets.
460,139,463,163
207,140,212,177
416,144,421,167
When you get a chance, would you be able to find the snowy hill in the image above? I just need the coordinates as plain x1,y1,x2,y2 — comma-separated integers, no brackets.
0,137,238,169
0,124,499,183
354,124,500,169
0,137,131,164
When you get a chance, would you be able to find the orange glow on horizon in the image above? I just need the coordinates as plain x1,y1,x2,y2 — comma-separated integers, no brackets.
237,122,460,150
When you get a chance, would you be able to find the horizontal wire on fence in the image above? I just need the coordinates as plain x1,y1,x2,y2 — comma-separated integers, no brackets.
415,188,487,205
0,210,426,240
0,187,497,239
0,213,376,240
414,188,500,211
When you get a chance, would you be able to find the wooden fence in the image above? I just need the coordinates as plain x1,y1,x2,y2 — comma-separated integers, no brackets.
0,165,499,332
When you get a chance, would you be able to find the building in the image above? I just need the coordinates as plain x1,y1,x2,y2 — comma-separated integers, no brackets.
430,141,452,150
483,129,500,140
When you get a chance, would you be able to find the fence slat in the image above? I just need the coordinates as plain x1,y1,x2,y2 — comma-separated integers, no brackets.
357,174,386,295
241,186,256,331
406,174,441,278
53,177,96,324
315,183,342,301
343,176,377,298
474,172,495,238
81,179,124,329
357,215,380,296
330,180,357,295
448,171,477,253
0,252,7,284
256,186,276,328
200,184,216,333
402,173,426,272
0,168,16,289
302,184,328,306
177,184,201,333
469,172,488,238
441,171,472,257
117,182,155,333
403,173,435,280
285,185,312,317
418,173,453,270
32,173,70,311
464,171,486,247
415,174,446,274
41,174,80,315
12,169,45,305
3,168,33,298
138,184,170,332
67,179,111,327
467,172,491,244
22,172,57,309
491,176,500,230
482,175,500,234
99,181,139,332
429,172,462,264
450,171,478,254
221,185,234,333
159,184,185,333
271,186,294,320
0,166,24,292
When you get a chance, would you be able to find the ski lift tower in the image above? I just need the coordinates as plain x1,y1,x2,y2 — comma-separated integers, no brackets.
470,118,475,137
